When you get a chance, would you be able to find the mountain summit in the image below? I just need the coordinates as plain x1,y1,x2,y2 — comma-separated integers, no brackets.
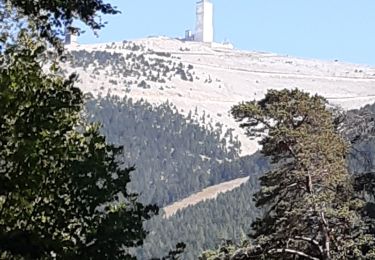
66,36,375,155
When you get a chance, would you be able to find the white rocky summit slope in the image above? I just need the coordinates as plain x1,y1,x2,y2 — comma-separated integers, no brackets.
66,36,375,156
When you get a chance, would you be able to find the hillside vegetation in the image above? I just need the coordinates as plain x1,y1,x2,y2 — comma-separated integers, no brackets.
81,94,375,259
85,95,268,206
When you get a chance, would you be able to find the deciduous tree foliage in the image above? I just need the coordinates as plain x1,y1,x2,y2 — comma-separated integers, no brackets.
0,0,159,258
223,89,375,259
0,32,157,259
0,0,119,48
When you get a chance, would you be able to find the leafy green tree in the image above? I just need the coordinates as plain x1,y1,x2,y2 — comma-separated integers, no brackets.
0,0,119,49
226,89,375,259
0,0,159,258
0,31,157,259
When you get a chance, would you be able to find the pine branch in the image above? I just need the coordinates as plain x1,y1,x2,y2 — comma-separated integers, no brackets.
294,236,323,253
268,248,320,260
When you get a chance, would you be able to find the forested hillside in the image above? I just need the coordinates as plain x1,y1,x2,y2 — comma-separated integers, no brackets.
139,176,262,259
85,95,268,206
346,103,375,174
84,95,375,259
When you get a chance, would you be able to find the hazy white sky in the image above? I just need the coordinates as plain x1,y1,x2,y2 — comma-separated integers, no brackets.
79,1,375,65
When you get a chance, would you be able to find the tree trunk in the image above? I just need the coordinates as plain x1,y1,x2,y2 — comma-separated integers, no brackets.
320,212,331,260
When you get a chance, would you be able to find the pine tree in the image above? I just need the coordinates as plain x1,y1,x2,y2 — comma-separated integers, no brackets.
228,89,375,259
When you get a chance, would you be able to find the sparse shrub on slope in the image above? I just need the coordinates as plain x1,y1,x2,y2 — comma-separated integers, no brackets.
68,49,195,91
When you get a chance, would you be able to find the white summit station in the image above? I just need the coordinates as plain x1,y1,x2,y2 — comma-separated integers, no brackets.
195,0,214,43
64,28,78,46
65,0,215,45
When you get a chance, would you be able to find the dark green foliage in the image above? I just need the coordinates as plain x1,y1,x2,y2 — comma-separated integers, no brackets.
0,33,156,259
1,0,118,48
155,242,186,260
200,240,249,260
0,1,164,258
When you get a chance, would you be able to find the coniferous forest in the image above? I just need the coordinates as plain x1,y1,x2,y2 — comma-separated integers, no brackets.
83,95,375,259
84,95,269,259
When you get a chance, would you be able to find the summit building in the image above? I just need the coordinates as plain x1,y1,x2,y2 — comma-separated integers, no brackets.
195,0,214,43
